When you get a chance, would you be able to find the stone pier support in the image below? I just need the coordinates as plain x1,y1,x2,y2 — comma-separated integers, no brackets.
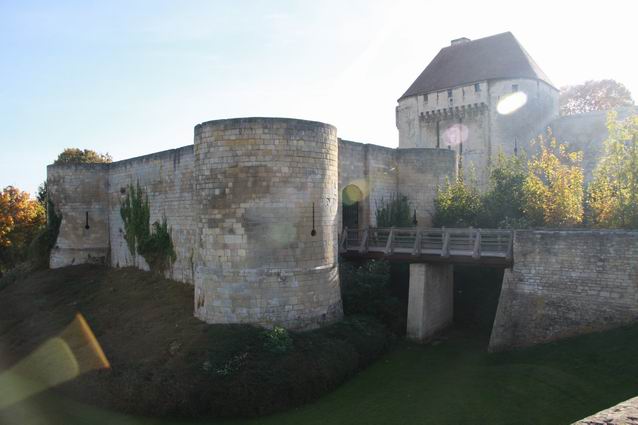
407,263,454,341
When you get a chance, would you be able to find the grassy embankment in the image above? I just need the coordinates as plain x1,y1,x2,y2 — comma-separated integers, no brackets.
2,264,638,424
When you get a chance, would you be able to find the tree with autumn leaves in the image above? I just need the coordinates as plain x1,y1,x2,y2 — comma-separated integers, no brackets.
0,186,46,274
434,112,638,230
434,132,585,229
523,133,584,227
560,80,634,116
588,112,638,228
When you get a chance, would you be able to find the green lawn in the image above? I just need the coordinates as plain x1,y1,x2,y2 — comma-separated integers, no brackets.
3,325,638,425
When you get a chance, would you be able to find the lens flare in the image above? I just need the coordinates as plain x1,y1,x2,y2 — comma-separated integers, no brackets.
342,184,363,206
0,313,109,410
497,91,528,115
443,123,469,147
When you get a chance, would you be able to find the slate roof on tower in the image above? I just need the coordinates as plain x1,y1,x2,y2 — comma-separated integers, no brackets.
399,32,556,100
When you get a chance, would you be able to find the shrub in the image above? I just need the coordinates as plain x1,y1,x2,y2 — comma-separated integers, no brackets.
201,316,393,418
523,135,584,227
28,200,62,269
262,326,293,354
432,175,483,227
375,193,413,227
139,219,177,273
339,259,405,334
120,183,176,274
481,153,528,228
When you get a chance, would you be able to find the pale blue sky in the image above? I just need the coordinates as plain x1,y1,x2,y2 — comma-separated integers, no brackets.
2,0,637,195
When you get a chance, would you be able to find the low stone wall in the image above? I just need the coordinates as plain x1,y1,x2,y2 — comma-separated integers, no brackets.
573,395,638,424
489,230,638,351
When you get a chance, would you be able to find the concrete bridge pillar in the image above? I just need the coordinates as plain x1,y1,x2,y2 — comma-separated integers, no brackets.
407,263,453,341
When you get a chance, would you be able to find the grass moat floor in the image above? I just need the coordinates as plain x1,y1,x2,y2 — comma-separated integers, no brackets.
2,265,638,424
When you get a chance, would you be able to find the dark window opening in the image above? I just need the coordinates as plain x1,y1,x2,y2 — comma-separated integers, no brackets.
474,83,481,92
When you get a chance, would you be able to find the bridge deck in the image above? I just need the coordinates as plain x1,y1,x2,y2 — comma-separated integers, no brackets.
339,227,513,266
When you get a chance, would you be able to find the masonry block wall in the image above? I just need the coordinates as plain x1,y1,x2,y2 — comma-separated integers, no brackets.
398,78,558,188
338,139,457,228
47,163,110,268
397,148,457,227
550,106,638,182
47,116,457,329
192,118,342,329
107,146,196,283
489,230,638,351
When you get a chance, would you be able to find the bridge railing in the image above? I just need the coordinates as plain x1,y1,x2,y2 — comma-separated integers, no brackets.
339,227,513,261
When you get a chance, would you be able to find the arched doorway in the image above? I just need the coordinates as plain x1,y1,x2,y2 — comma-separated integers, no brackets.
342,184,363,230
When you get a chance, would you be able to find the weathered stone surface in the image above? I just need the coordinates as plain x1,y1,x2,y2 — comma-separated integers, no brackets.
47,163,110,268
550,106,638,182
398,78,559,189
338,139,456,228
489,230,638,351
573,396,638,424
108,146,196,283
193,117,342,329
46,116,457,329
407,263,454,341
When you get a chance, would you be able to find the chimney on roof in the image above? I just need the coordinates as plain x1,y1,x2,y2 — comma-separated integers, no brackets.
451,37,471,46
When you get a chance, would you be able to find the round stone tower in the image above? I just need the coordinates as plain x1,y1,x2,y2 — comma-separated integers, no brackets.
193,117,342,329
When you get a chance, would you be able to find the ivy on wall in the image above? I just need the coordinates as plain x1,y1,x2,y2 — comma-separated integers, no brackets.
120,183,176,274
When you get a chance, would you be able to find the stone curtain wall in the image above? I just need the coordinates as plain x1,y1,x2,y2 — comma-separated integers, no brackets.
550,106,638,183
48,147,197,283
337,139,457,229
489,230,638,351
48,163,110,267
193,118,342,329
107,146,196,283
46,116,456,329
366,145,401,227
398,78,559,189
397,148,456,227
337,140,369,230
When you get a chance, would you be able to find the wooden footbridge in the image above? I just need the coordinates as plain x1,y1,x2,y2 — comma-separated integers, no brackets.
339,227,513,266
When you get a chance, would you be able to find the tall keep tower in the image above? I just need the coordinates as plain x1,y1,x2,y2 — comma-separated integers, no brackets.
396,32,559,187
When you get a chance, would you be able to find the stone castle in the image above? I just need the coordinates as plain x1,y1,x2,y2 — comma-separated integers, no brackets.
396,31,635,185
47,32,635,334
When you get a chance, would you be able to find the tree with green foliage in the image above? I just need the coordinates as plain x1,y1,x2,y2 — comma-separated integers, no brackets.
54,148,112,165
120,183,150,257
560,79,634,116
523,134,584,227
375,194,413,227
588,112,638,228
481,152,529,228
432,174,483,227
